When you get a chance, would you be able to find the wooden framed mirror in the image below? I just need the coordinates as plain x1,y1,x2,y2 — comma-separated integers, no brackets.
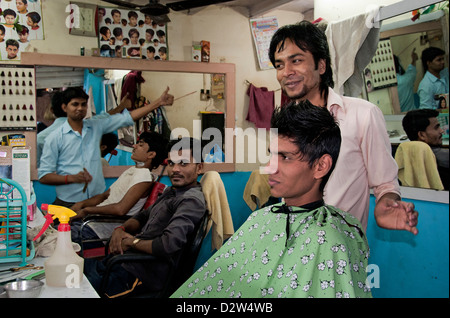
21,52,236,179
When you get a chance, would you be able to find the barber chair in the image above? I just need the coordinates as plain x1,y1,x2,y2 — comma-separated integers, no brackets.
79,161,168,258
99,210,209,298
96,171,231,298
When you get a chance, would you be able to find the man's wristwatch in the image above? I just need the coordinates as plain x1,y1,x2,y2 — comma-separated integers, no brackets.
132,238,140,248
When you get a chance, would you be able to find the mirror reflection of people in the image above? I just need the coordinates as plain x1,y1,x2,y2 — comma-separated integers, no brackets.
418,47,449,109
268,21,418,234
402,109,449,189
38,86,174,208
394,48,418,112
69,131,168,248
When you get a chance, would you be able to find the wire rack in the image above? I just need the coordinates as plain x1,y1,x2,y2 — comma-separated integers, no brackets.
0,178,35,266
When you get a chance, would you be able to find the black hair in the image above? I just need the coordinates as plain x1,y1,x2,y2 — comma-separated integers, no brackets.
51,91,66,118
271,100,341,192
100,26,110,36
393,55,405,75
113,27,122,37
168,137,203,163
269,21,334,101
402,109,439,141
111,9,121,17
421,46,445,72
61,87,89,105
101,133,119,157
26,11,41,23
4,9,17,18
5,39,19,48
138,131,169,170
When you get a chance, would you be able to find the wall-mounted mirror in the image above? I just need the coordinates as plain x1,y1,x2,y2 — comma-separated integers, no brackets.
367,3,449,193
22,53,236,179
365,9,448,115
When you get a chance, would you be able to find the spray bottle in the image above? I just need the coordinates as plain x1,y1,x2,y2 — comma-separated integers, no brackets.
33,204,84,287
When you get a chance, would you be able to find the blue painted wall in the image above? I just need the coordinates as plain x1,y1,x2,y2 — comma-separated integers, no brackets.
33,171,449,298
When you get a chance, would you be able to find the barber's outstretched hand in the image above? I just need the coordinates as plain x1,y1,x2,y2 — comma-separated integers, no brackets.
159,86,174,106
374,193,419,235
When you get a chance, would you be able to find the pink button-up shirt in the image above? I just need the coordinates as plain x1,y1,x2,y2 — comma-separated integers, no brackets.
324,88,400,230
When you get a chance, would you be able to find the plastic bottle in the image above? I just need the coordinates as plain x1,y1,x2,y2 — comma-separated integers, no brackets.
33,204,84,287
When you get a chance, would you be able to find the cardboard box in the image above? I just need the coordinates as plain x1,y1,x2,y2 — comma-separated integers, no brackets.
201,40,210,63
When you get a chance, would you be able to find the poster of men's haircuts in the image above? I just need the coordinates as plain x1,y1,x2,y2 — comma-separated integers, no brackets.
98,7,168,60
0,0,44,61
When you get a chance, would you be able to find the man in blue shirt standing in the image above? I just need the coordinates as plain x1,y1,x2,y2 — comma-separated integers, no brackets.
38,86,173,207
417,46,448,109
394,49,418,112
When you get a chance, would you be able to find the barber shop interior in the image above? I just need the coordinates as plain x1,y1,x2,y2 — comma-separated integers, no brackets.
0,0,448,301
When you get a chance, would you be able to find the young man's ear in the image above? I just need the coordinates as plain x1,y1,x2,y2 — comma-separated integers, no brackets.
318,59,326,75
196,162,204,175
417,131,427,142
147,151,156,161
314,154,332,180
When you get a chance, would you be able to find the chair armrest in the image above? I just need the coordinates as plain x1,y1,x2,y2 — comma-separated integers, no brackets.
82,214,131,223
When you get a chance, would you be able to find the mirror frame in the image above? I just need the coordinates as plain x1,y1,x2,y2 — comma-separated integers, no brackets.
21,52,236,179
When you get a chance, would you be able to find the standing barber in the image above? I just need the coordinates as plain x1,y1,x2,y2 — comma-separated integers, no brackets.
269,21,418,233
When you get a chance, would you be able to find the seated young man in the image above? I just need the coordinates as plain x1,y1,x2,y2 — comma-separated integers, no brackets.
172,101,372,298
84,137,206,298
402,109,449,190
70,131,168,246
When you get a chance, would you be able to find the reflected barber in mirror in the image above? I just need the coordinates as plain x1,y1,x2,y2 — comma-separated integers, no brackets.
402,109,449,190
394,48,418,112
38,86,174,208
417,47,449,109
269,21,418,234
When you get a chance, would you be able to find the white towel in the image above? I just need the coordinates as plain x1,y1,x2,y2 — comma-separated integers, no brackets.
325,6,381,97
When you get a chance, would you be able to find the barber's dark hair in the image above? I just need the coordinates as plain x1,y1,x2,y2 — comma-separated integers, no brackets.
402,109,439,141
61,87,89,105
271,100,341,192
101,133,119,157
168,137,203,163
269,21,334,100
393,55,405,75
421,46,445,72
51,91,66,118
138,131,169,170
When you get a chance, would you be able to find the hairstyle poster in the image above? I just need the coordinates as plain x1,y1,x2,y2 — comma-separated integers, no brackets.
364,39,397,92
98,7,168,60
0,0,44,61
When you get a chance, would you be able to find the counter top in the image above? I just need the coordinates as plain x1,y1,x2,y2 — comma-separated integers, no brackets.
390,136,449,147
